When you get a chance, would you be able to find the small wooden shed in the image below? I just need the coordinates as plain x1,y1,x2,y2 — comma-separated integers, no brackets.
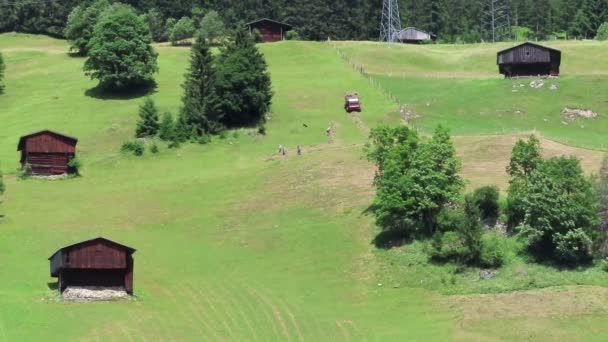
49,237,136,294
246,18,292,42
394,27,436,44
497,42,561,77
17,130,78,176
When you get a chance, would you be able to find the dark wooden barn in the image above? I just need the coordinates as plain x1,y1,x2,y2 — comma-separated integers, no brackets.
497,42,561,77
394,27,437,44
49,237,136,294
17,130,78,176
246,18,292,42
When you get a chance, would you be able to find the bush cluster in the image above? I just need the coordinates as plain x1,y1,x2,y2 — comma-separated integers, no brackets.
121,141,145,156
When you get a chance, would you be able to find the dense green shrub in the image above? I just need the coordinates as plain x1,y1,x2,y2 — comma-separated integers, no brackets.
286,30,301,40
121,141,145,156
84,4,158,89
480,232,507,268
430,232,469,262
150,143,159,154
472,186,500,221
601,258,608,272
596,22,608,40
553,228,593,264
67,157,82,176
436,208,464,233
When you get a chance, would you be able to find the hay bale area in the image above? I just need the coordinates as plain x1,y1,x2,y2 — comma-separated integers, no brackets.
62,286,130,301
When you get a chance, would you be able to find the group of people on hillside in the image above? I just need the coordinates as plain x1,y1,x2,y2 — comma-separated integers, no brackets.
276,126,332,157
278,144,302,156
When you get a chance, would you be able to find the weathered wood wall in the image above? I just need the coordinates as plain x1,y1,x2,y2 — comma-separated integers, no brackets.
66,240,127,270
23,132,76,153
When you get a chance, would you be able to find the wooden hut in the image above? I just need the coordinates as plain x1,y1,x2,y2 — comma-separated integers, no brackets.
497,42,561,77
246,18,292,42
17,130,78,176
394,27,436,44
49,237,136,294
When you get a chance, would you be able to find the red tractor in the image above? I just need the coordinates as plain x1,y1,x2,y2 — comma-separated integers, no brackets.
344,92,361,113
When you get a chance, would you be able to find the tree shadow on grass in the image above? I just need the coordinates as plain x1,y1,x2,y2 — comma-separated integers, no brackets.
85,81,157,100
372,230,413,250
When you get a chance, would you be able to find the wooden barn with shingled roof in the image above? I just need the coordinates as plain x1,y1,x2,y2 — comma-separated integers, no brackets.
17,130,78,176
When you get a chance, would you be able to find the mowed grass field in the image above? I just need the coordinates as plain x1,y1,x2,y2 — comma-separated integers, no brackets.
0,33,607,340
335,40,608,151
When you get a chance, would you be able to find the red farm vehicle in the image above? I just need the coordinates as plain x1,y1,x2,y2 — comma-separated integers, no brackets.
344,92,361,113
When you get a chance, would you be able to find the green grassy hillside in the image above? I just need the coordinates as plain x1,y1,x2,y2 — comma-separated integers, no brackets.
0,34,607,340
336,41,608,150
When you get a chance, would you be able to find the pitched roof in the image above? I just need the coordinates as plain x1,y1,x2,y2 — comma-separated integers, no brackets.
17,130,78,151
245,18,292,29
48,237,136,260
497,42,561,55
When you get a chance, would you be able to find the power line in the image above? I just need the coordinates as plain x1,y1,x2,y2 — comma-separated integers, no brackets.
480,0,512,42
379,0,402,46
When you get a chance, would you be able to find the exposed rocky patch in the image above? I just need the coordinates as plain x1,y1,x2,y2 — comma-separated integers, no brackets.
62,286,129,301
479,270,497,280
562,107,598,121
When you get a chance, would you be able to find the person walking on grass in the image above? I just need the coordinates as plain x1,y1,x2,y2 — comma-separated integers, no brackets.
297,145,302,155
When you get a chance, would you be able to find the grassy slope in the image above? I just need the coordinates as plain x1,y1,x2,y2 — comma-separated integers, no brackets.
335,40,608,150
0,33,451,341
1,34,607,340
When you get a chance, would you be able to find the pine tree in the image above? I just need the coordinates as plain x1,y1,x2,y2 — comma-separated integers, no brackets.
209,29,273,128
178,33,217,138
135,97,160,138
158,112,175,141
574,0,608,38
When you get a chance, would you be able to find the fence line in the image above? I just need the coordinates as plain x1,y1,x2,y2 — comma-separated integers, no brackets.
331,43,417,128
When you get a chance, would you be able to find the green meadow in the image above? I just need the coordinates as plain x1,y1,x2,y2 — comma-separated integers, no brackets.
336,40,608,150
0,33,607,340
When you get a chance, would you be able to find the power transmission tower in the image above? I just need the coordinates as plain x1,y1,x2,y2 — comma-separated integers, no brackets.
481,0,512,42
379,0,402,46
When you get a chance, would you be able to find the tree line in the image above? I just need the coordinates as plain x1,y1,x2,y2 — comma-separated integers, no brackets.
1,0,607,42
366,127,608,268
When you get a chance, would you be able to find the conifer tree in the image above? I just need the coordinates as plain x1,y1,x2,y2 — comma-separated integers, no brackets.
135,97,160,138
209,29,272,127
158,112,175,141
178,33,217,138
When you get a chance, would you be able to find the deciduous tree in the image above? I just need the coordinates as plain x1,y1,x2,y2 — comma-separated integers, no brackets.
65,0,110,56
517,156,599,264
199,10,225,44
84,4,158,90
170,17,196,46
